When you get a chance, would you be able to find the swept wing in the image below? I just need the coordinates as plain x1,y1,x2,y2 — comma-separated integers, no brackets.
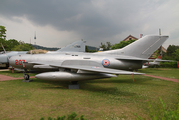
27,61,143,75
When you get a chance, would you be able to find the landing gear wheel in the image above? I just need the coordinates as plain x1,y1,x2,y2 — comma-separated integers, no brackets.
24,74,29,80
22,69,32,82
69,81,79,89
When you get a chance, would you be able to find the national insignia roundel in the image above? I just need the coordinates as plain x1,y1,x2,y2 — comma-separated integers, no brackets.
102,59,110,67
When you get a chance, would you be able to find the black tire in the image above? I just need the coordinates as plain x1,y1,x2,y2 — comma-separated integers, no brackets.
24,74,29,80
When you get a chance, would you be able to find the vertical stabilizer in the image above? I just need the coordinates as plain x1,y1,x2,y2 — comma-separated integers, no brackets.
96,35,168,59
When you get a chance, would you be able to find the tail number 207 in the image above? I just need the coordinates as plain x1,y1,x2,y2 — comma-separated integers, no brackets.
15,60,25,65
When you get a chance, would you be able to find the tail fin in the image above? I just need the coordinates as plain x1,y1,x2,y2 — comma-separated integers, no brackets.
97,35,169,59
57,40,86,52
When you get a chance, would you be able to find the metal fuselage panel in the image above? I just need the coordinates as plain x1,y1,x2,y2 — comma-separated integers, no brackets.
9,52,142,71
0,51,27,64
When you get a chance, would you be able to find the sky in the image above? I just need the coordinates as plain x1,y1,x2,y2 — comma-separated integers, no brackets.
0,0,178,49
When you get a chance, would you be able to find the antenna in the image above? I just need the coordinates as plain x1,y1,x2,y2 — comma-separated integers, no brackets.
34,31,36,45
34,31,37,49
159,28,162,56
159,28,161,35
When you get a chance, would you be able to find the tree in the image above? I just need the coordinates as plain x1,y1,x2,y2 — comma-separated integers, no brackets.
0,26,34,51
0,26,7,51
0,26,6,40
153,50,160,59
163,45,179,60
11,42,33,51
106,42,112,50
99,42,107,51
99,42,112,51
166,45,179,56
111,39,136,50
173,49,179,61
85,46,89,52
5,39,20,51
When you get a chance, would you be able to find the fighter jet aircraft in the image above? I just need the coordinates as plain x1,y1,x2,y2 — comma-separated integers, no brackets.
9,35,169,83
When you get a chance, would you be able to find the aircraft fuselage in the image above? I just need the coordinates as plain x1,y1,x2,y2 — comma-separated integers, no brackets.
9,52,142,71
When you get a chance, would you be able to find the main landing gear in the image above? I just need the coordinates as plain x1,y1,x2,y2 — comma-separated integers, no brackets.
23,69,33,82
71,81,78,85
69,81,79,89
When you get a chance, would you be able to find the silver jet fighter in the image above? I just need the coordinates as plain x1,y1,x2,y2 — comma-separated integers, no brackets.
9,35,169,82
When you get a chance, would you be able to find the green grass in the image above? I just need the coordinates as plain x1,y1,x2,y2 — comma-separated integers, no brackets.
138,68,179,79
0,70,37,78
0,68,179,120
0,69,178,120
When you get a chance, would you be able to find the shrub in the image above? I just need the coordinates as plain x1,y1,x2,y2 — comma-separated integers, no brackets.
40,112,87,120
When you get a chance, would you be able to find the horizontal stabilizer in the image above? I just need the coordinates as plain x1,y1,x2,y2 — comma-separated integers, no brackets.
154,59,175,62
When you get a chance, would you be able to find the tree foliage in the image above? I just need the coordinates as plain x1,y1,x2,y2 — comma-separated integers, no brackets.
99,42,107,51
106,42,112,50
166,45,179,56
0,25,34,51
111,39,136,50
173,49,179,61
0,26,6,40
11,41,33,51
0,26,7,51
99,42,112,51
5,39,20,51
152,50,160,59
163,45,179,60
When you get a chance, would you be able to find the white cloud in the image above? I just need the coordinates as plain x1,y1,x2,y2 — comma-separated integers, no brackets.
0,16,81,48
0,0,178,49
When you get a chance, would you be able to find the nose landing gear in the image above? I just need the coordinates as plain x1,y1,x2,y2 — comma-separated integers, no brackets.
24,73,29,80
23,69,33,82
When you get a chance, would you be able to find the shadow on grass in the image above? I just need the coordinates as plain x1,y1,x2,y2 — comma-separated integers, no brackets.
81,83,137,97
80,77,167,87
32,79,136,97
33,79,70,89
30,76,167,100
32,75,167,91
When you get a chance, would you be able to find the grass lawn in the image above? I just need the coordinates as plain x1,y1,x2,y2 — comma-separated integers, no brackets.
0,70,37,78
0,68,178,119
138,68,179,79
